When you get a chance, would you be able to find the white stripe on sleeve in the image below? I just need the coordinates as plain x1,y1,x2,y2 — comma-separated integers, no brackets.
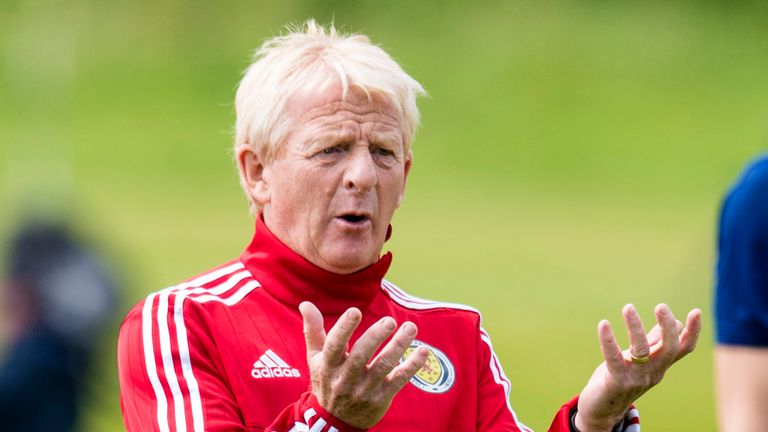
157,293,188,432
174,294,205,432
382,280,533,432
141,293,171,432
142,266,260,432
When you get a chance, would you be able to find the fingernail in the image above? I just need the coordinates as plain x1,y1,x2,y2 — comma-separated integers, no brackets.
404,322,417,336
345,308,360,321
382,318,396,331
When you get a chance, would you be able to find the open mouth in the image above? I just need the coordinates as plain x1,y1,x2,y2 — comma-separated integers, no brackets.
338,214,370,224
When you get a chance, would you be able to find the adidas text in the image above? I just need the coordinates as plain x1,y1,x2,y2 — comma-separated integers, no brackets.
250,349,301,379
251,367,300,379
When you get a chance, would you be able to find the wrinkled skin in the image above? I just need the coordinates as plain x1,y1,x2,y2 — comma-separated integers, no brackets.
576,304,702,431
237,86,411,274
300,302,429,428
237,83,703,430
239,85,424,427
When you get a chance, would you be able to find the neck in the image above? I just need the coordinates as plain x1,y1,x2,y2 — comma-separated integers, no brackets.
239,216,392,314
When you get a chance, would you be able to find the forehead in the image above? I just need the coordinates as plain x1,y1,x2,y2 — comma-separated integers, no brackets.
285,85,405,137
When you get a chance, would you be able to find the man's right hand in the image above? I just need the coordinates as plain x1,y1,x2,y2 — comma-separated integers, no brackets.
299,301,429,429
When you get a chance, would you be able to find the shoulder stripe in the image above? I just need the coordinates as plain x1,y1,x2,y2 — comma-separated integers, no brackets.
173,294,204,432
481,331,533,432
179,270,250,298
157,292,188,432
144,266,259,432
381,279,480,314
480,331,531,432
141,293,171,432
189,280,260,305
166,262,245,293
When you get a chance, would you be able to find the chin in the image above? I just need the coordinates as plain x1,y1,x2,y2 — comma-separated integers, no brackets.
325,248,378,274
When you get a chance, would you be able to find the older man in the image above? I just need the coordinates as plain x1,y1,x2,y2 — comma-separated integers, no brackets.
118,21,702,432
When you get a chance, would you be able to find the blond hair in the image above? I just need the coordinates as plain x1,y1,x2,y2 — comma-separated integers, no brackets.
234,20,426,211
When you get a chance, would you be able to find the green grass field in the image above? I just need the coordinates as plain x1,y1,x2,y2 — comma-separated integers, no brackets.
2,1,768,430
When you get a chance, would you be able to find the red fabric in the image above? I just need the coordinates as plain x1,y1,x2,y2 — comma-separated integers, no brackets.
548,396,640,432
265,392,367,432
549,396,580,431
118,217,574,431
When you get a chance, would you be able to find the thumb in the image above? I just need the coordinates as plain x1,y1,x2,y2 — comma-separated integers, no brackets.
299,301,325,360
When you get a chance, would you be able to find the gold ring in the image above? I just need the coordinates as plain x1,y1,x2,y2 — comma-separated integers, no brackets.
630,354,650,364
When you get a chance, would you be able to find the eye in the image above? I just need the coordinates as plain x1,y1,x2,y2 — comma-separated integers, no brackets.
317,144,345,156
371,146,395,157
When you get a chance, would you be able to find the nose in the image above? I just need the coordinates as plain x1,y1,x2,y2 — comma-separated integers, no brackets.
343,145,377,192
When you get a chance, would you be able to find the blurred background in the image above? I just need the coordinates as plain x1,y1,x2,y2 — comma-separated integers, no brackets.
2,0,767,430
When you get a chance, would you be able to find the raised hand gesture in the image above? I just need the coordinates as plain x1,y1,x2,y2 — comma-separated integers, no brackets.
299,302,429,428
575,304,702,431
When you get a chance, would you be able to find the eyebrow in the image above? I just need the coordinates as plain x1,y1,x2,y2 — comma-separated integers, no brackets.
306,130,357,148
304,129,403,151
367,131,402,148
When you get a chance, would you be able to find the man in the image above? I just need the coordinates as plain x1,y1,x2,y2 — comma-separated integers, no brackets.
1,221,117,432
715,155,768,431
118,21,701,431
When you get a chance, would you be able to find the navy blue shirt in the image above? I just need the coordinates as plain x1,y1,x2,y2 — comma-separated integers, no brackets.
715,155,768,346
0,325,86,432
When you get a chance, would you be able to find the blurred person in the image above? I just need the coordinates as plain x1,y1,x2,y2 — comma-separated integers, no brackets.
715,155,768,432
118,21,702,432
0,221,118,432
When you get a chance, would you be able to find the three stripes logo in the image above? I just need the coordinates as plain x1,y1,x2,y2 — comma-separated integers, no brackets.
250,349,301,379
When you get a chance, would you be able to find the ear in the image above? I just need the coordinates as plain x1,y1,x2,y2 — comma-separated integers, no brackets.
236,144,271,208
396,150,413,208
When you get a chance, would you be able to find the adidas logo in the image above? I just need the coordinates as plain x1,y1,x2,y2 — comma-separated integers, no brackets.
250,349,301,379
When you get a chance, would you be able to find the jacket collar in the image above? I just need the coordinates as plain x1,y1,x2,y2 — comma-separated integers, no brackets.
240,216,391,314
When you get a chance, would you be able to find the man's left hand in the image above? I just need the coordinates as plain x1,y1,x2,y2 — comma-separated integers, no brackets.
575,304,702,432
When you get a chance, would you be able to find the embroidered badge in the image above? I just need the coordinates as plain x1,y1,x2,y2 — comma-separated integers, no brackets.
401,339,455,393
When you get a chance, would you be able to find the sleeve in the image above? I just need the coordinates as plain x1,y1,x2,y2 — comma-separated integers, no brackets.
549,397,640,432
118,292,247,431
715,158,768,346
264,392,366,432
474,323,534,432
118,292,364,432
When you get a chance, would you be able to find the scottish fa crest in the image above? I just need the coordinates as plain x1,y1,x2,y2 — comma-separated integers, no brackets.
401,340,455,393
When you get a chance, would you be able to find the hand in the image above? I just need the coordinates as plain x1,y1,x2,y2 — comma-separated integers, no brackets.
575,304,702,432
299,301,429,428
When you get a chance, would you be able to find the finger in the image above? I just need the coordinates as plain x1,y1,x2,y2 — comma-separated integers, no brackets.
675,308,702,362
646,323,662,348
323,307,362,365
597,320,625,373
648,317,684,355
383,346,429,395
299,301,326,360
369,321,419,380
623,304,649,359
655,304,679,360
346,317,398,372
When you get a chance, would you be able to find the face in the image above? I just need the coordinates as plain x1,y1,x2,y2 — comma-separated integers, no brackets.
238,86,412,274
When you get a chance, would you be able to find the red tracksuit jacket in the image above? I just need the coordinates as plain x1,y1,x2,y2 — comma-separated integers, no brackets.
118,218,635,431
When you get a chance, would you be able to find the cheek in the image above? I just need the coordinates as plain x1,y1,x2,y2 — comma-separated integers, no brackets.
380,171,406,207
281,167,337,211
